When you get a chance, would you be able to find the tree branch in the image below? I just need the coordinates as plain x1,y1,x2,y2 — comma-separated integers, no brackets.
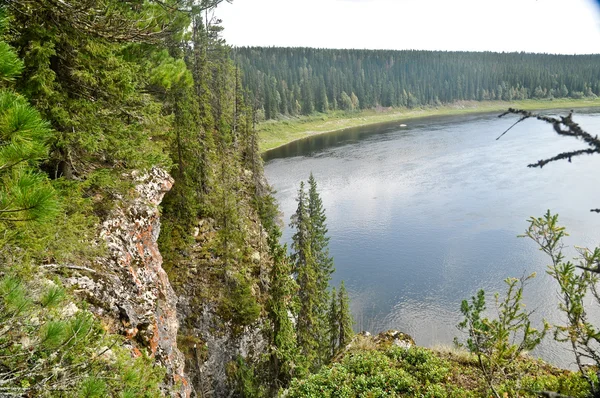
500,108,600,212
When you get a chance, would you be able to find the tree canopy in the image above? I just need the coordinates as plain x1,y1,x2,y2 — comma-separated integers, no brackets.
235,47,600,120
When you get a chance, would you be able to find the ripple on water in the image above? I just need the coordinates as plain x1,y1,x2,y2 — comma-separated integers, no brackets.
266,110,600,369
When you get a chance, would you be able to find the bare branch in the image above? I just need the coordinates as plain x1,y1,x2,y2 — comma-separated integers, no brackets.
501,108,600,212
500,108,600,169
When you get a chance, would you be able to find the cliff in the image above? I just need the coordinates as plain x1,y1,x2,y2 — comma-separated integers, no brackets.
52,166,275,397
63,168,190,396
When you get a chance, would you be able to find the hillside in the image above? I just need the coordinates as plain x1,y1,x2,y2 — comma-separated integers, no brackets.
235,47,600,120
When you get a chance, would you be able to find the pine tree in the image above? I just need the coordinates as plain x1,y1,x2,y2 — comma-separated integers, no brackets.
0,12,57,227
338,281,354,350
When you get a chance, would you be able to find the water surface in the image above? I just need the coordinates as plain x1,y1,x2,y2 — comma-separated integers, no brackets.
264,109,600,368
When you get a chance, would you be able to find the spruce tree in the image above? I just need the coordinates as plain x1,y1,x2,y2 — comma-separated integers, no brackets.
307,173,334,293
290,175,341,370
290,181,310,276
290,181,319,371
266,239,299,392
338,281,354,350
328,286,339,357
307,173,334,366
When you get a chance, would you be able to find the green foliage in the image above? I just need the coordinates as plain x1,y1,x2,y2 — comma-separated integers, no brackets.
148,50,193,91
290,175,348,373
523,211,600,395
287,347,455,397
290,180,320,370
0,168,57,222
307,173,334,299
328,287,339,358
287,344,591,398
328,282,354,358
2,1,294,396
307,173,336,366
227,356,267,398
8,0,176,178
338,282,354,351
238,47,600,120
455,274,548,398
220,270,262,329
265,239,300,391
0,274,165,396
0,41,22,83
0,35,57,228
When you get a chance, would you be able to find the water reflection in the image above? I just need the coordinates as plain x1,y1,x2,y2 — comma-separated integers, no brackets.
265,109,600,368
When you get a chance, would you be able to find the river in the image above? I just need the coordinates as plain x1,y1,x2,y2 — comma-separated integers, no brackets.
264,109,600,368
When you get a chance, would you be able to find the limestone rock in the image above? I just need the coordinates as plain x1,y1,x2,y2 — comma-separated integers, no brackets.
66,167,191,397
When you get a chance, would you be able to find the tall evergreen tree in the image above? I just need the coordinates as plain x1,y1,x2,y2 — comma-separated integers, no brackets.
338,281,354,350
328,286,339,358
266,239,299,392
290,181,319,371
290,175,341,371
307,173,334,366
307,173,334,289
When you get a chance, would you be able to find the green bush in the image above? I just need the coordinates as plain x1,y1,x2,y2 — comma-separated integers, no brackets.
286,344,590,397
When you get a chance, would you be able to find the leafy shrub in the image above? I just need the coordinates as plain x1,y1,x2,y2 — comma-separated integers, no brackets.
455,274,548,398
286,344,590,397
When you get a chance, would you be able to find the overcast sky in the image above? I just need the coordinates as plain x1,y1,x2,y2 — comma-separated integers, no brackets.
214,0,600,54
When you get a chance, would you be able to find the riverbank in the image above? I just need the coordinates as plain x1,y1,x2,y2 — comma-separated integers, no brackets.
258,98,600,152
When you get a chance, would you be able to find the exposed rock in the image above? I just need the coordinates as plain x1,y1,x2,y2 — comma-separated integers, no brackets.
65,167,191,397
333,330,415,363
374,330,415,349
178,302,266,398
60,302,79,318
173,207,271,396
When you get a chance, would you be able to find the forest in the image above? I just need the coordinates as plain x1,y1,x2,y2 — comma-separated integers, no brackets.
235,47,600,120
2,0,600,396
0,0,358,395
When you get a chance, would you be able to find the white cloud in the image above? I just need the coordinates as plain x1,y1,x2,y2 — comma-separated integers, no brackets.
215,0,600,54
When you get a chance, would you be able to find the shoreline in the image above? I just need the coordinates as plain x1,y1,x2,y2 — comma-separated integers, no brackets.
259,99,600,153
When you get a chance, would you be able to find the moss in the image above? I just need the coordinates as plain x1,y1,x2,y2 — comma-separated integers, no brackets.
218,270,262,332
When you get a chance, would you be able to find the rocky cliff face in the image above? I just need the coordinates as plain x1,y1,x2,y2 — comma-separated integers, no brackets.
65,168,191,397
178,300,266,397
171,212,271,397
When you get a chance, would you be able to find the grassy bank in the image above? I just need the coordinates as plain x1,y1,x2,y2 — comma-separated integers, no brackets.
258,98,600,152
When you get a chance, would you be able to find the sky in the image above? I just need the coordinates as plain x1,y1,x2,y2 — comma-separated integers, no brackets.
214,0,600,54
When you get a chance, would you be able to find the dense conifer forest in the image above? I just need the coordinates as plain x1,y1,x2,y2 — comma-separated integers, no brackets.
235,47,600,120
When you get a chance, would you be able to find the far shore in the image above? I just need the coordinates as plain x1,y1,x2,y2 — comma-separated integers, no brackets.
258,99,600,153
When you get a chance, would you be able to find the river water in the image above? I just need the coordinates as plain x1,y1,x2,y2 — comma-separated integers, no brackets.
264,109,600,368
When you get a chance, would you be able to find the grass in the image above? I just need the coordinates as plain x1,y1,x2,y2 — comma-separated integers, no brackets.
258,98,600,152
